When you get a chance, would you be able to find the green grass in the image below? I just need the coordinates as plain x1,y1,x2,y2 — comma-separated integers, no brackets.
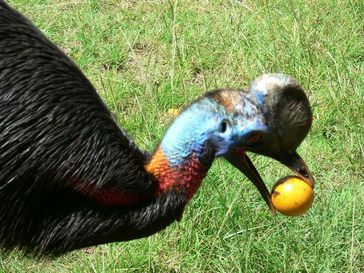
1,0,364,272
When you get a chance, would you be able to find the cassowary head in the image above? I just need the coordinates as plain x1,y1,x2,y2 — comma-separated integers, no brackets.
159,74,313,210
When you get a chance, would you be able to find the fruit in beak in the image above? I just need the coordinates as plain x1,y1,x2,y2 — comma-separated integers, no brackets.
271,176,314,216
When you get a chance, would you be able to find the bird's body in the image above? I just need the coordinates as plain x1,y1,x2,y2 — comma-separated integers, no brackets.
0,0,184,254
0,0,314,256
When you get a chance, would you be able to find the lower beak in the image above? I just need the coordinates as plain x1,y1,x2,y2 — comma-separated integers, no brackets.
225,150,275,212
225,149,314,213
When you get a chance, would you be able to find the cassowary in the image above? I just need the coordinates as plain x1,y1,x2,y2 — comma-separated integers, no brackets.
0,1,314,256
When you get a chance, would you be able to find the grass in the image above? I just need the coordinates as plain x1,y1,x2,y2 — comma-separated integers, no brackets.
1,0,364,272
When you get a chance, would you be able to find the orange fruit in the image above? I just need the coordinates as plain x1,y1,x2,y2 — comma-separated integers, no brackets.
271,176,314,216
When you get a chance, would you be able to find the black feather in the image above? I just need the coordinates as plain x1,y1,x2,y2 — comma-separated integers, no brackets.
0,0,185,255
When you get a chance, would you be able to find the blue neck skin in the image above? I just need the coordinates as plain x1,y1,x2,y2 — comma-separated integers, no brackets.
159,95,267,168
160,98,225,167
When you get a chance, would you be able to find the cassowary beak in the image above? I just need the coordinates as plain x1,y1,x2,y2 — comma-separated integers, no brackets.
271,150,315,188
224,149,314,213
224,149,275,212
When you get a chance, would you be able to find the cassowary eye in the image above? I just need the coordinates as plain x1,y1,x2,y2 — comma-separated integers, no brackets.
247,133,262,144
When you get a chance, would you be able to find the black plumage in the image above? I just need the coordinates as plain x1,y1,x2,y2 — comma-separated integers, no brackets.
0,1,314,257
0,1,184,255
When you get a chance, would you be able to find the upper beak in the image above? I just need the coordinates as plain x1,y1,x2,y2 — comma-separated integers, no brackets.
224,149,314,213
271,150,315,188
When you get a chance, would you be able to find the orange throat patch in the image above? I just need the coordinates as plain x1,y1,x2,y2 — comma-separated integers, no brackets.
145,148,207,200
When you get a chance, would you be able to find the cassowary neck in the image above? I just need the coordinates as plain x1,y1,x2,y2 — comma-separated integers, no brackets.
145,148,208,200
145,104,216,200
